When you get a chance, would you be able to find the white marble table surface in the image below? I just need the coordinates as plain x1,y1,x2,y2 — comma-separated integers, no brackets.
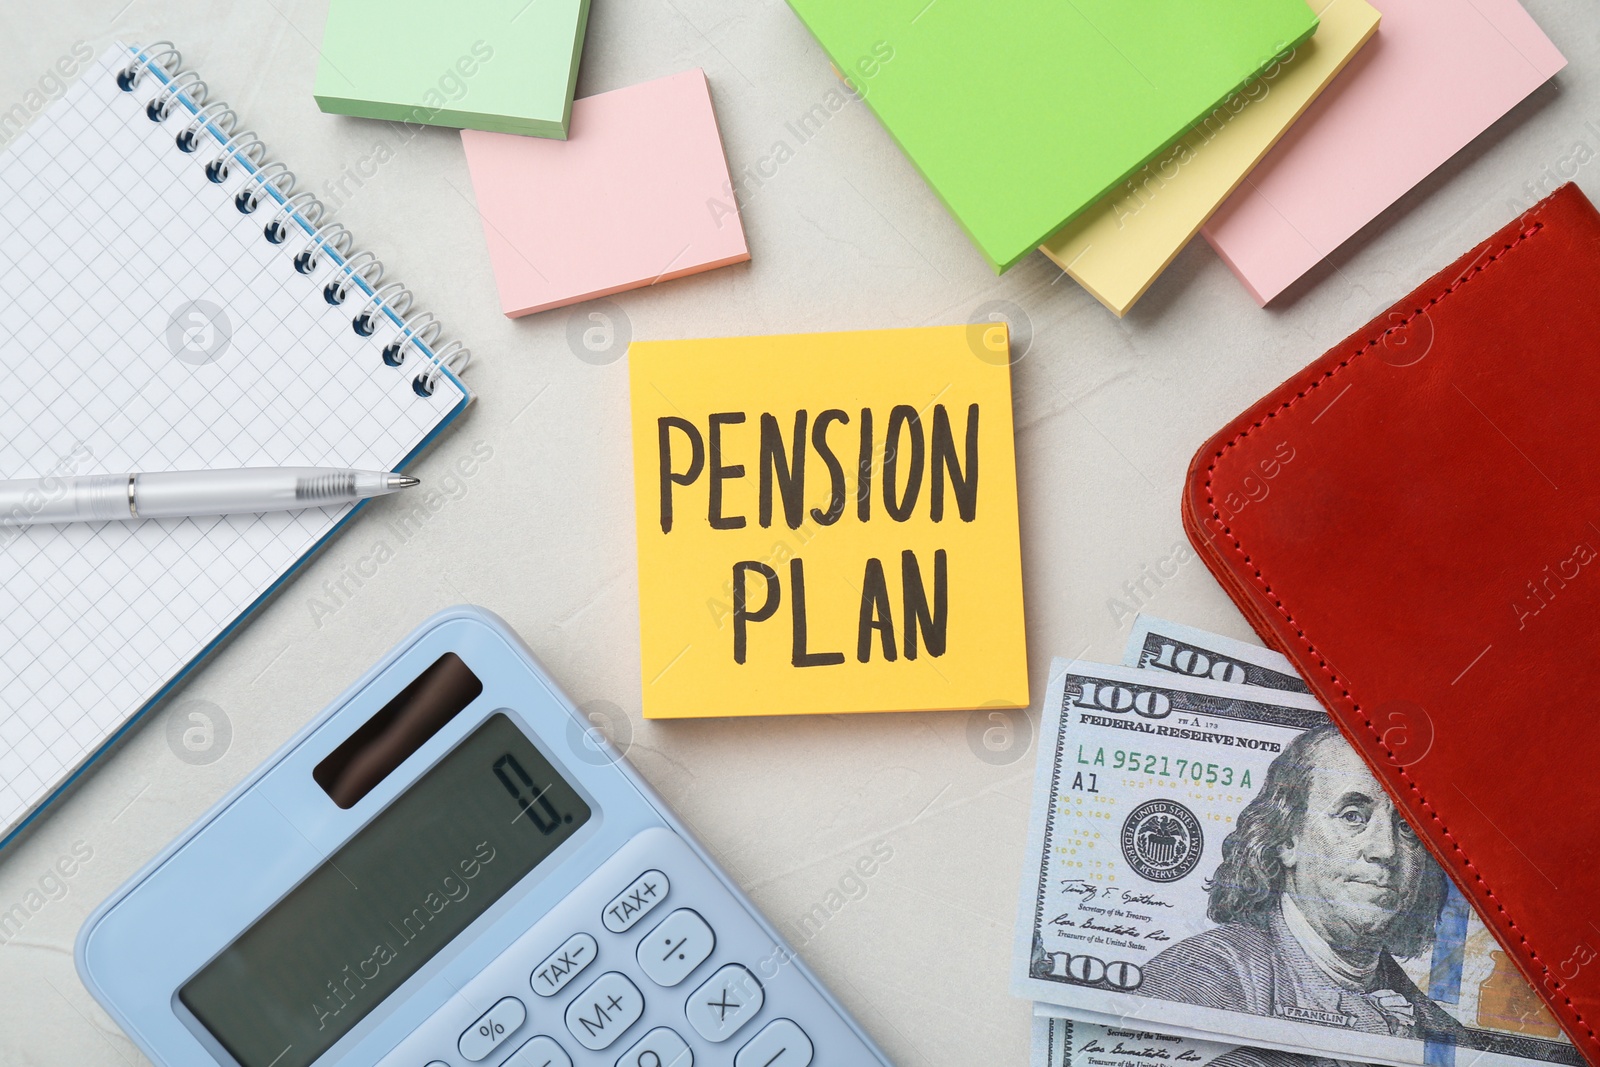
0,1,1594,1063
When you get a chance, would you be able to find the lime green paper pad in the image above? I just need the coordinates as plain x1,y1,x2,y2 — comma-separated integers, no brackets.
313,0,591,138
784,0,1319,272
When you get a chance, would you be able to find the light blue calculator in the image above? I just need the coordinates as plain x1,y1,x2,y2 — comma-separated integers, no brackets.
77,607,893,1067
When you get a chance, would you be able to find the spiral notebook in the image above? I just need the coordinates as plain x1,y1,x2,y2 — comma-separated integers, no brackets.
0,42,472,847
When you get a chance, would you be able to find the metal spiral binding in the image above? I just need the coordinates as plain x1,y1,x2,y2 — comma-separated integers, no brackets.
117,41,472,402
207,131,262,183
383,311,442,367
146,70,206,121
417,340,472,397
264,192,324,244
325,250,383,305
296,222,354,275
353,282,413,336
176,102,236,152
235,160,292,211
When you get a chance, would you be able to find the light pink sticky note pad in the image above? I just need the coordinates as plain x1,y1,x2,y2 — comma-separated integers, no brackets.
461,69,749,317
1202,0,1564,305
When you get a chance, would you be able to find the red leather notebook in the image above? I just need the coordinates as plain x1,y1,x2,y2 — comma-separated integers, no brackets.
1184,183,1600,1066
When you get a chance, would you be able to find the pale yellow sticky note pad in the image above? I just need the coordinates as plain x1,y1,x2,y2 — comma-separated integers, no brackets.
1041,0,1380,315
628,325,1028,719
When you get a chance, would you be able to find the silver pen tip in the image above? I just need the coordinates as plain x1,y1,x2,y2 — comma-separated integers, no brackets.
387,475,421,490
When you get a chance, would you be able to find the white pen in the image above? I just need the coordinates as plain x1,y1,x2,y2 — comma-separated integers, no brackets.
0,467,420,526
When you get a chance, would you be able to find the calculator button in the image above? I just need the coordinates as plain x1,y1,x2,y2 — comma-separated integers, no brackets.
532,932,598,997
502,1035,574,1067
685,964,764,1042
734,1019,813,1067
603,870,669,933
615,1026,694,1067
458,996,525,1061
637,909,716,987
565,971,646,1051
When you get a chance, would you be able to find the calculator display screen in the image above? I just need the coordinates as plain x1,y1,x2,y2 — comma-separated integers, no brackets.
180,714,590,1067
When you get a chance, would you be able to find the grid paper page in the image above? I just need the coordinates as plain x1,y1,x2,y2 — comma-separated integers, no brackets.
0,45,468,839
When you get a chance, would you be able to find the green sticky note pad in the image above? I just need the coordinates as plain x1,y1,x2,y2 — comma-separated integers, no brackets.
314,0,591,137
785,0,1319,272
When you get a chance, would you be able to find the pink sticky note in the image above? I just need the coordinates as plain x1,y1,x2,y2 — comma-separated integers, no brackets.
461,69,750,317
1202,0,1565,305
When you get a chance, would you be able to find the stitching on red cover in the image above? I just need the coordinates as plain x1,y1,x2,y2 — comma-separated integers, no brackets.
1198,220,1600,1054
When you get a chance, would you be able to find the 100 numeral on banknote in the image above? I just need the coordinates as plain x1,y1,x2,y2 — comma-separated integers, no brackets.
1024,665,1325,998
1015,659,1580,1067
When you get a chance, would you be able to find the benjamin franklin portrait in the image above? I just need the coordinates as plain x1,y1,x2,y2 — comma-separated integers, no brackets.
1139,724,1464,1043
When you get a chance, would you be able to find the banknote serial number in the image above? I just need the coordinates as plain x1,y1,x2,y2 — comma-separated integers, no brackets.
1076,744,1255,789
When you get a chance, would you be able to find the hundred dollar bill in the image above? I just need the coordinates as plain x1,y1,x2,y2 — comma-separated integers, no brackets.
1016,657,1578,1067
1125,614,1308,694
1031,1014,1329,1067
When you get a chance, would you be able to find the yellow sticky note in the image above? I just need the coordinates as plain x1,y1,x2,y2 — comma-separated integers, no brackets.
1040,0,1380,316
628,325,1028,719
